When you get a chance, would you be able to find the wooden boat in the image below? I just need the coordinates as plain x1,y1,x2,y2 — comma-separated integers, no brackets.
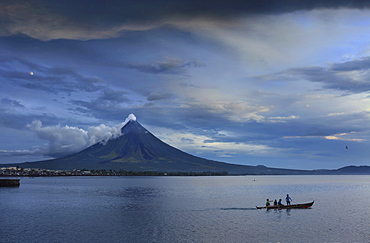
0,179,20,187
256,201,314,209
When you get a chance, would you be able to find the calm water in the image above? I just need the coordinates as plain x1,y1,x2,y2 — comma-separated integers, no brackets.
1,175,370,243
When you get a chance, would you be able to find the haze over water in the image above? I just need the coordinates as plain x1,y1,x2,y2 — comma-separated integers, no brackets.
2,175,370,242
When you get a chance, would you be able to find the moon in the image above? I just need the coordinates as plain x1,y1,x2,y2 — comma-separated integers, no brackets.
29,71,34,75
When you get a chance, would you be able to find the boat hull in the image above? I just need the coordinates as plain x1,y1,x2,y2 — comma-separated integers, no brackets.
256,201,314,209
0,179,20,187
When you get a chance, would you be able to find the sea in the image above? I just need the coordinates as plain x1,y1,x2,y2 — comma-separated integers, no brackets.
1,175,370,243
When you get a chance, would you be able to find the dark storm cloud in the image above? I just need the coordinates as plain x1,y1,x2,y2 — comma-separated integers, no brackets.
2,0,370,40
18,0,370,22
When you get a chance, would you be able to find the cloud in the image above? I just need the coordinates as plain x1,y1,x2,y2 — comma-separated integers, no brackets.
330,57,370,71
119,58,205,74
125,113,137,122
0,2,133,41
184,101,270,123
21,69,104,94
87,123,124,145
68,88,132,120
1,97,25,109
0,56,105,94
146,92,174,101
97,88,131,103
283,132,366,142
152,126,280,160
266,115,299,123
0,149,41,158
258,57,370,94
25,114,135,158
26,120,89,157
3,0,370,41
0,99,61,130
292,68,370,93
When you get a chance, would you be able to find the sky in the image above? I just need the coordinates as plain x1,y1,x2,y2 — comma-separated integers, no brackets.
1,0,370,170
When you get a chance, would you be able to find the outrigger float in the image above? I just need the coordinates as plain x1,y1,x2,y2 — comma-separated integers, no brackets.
256,201,314,209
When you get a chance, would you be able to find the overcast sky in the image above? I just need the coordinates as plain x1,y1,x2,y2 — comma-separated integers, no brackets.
1,0,370,169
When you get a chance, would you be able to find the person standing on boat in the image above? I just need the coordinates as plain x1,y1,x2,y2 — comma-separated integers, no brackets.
285,194,292,205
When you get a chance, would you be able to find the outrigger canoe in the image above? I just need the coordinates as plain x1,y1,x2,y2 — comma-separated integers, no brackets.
256,201,314,209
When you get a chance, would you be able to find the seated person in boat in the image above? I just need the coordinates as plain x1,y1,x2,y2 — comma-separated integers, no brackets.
278,199,283,206
273,199,278,206
266,199,272,206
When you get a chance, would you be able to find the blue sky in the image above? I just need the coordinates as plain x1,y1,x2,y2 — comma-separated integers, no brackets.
1,0,370,169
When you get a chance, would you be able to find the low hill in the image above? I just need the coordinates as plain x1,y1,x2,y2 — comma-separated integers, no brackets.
333,165,370,175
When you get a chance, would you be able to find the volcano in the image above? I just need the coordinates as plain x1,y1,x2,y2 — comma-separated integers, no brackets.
11,118,249,172
3,117,310,174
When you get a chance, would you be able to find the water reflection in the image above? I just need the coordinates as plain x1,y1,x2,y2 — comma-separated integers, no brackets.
121,186,159,199
107,186,170,242
219,207,257,211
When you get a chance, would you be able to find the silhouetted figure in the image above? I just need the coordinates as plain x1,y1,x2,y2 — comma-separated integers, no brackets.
278,199,283,206
286,194,292,205
266,199,272,206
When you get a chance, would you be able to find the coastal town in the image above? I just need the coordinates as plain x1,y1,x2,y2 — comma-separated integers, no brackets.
0,166,96,177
